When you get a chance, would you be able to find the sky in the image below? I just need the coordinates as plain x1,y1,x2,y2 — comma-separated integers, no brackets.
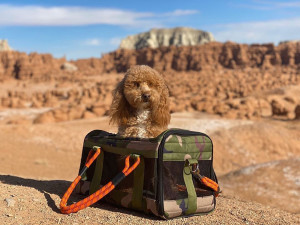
0,0,300,59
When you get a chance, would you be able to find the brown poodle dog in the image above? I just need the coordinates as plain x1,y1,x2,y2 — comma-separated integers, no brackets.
109,65,170,138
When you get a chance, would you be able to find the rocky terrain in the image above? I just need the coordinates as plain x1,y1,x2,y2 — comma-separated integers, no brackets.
119,27,215,50
1,41,300,124
0,40,12,52
0,40,300,224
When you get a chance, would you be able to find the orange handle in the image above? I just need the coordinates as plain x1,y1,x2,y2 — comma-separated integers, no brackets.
190,165,220,197
60,148,140,214
200,176,220,197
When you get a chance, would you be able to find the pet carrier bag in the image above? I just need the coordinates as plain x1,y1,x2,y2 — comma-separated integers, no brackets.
60,129,220,219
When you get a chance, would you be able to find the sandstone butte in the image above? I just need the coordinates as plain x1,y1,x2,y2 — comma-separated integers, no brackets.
119,27,215,50
0,39,12,52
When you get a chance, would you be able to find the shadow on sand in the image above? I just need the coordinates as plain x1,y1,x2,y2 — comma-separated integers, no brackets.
0,175,158,220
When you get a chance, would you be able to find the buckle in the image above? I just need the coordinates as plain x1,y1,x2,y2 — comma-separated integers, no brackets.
185,159,200,175
191,163,199,173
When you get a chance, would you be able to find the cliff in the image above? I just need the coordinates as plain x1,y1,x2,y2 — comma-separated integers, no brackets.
73,41,300,74
0,40,12,52
119,27,215,50
0,51,66,79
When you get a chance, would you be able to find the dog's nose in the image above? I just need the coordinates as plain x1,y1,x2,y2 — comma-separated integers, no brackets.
142,93,150,102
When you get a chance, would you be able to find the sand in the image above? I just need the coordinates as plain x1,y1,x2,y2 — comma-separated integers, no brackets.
1,113,300,224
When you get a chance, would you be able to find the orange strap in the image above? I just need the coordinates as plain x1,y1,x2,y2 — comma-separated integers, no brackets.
199,176,220,197
191,167,220,197
60,147,140,214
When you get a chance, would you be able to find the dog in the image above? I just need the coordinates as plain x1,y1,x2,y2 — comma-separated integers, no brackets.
109,65,170,138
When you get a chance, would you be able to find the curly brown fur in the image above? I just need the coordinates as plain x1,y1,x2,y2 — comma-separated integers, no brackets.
109,65,171,138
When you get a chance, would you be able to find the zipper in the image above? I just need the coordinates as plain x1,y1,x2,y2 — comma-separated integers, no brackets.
156,129,214,216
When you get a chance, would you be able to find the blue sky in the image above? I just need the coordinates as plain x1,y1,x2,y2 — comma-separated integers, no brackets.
0,0,300,59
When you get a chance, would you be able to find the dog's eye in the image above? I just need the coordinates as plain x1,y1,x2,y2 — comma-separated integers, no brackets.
134,82,140,88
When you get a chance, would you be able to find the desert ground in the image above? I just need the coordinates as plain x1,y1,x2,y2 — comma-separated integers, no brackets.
1,42,300,224
1,112,300,224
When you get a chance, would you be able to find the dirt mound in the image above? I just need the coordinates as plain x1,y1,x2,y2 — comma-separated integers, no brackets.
0,114,300,224
1,175,299,225
1,113,300,213
171,113,300,176
220,158,300,214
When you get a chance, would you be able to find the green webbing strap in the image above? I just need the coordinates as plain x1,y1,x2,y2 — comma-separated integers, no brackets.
89,148,104,195
131,155,144,210
183,159,197,214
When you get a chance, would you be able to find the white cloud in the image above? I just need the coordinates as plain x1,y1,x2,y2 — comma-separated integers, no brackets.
0,4,197,27
254,0,300,8
83,38,101,46
0,4,151,27
164,9,199,16
213,17,300,44
236,0,300,10
109,37,121,46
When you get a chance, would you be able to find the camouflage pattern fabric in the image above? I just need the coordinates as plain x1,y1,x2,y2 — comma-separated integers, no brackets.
163,135,212,161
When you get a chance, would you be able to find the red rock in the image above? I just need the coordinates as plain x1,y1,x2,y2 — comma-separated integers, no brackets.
270,97,295,119
91,105,107,116
295,105,300,119
68,106,85,120
83,111,97,119
258,99,272,117
53,108,69,122
34,111,55,124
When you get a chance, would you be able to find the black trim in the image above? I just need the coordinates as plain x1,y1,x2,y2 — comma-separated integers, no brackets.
79,166,88,177
111,172,126,186
156,129,216,216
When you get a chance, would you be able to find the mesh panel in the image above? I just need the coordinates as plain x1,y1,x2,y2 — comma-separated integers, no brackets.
143,158,157,198
101,152,157,198
163,161,214,200
79,149,157,198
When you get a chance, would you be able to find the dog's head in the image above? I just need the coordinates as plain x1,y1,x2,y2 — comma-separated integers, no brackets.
109,65,170,126
123,65,166,109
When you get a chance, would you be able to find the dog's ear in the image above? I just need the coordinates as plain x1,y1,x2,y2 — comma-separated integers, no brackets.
109,79,131,125
152,83,171,127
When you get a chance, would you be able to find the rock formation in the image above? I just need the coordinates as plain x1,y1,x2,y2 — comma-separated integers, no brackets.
61,62,78,72
119,27,215,50
1,41,300,79
0,40,12,51
72,41,300,74
279,40,300,45
1,41,300,123
0,51,66,79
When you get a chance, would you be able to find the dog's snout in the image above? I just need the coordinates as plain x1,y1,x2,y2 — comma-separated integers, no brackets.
142,93,150,102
